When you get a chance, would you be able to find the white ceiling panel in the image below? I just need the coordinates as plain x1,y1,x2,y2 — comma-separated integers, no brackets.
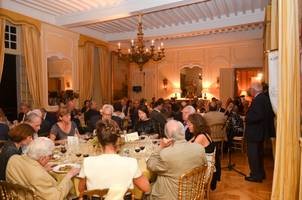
2,0,270,42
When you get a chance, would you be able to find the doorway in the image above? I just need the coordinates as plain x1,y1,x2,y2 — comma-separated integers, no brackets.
0,54,17,121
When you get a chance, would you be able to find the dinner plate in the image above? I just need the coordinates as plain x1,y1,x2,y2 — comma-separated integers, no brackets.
52,163,80,173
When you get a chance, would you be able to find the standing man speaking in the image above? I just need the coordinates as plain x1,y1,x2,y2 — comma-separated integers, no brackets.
245,81,275,182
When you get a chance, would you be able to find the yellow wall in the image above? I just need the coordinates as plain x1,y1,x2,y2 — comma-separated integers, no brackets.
129,39,263,102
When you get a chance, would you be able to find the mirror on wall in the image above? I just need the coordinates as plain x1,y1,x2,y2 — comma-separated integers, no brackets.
180,66,203,98
47,56,72,106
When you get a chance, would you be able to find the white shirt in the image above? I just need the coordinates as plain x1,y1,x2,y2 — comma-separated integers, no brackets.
79,154,141,190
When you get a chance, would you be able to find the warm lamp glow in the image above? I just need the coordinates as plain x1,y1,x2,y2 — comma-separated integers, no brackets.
203,81,211,89
253,72,264,82
240,90,247,96
163,78,168,90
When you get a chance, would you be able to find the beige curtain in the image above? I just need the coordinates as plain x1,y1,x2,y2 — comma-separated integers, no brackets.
271,0,301,199
97,47,111,104
21,25,43,108
263,0,278,82
0,19,5,82
263,5,271,82
270,0,278,49
92,47,102,107
79,42,95,104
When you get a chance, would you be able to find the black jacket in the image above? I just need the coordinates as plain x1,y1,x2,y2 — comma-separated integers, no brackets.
245,92,275,142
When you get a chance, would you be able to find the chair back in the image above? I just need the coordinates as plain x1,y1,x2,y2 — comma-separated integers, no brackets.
208,123,226,142
82,188,134,200
178,165,208,200
0,180,36,200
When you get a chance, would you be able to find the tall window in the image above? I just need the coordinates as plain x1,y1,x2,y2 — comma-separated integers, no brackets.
5,23,20,54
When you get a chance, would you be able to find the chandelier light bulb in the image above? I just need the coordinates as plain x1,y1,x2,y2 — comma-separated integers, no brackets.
116,14,165,71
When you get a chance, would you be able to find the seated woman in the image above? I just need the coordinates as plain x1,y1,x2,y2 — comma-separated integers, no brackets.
187,113,221,190
187,113,215,153
134,105,157,136
0,123,34,180
0,108,10,141
6,137,80,200
49,106,80,145
78,120,150,197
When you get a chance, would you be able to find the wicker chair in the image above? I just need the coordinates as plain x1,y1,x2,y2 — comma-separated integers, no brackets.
0,180,36,200
203,150,216,200
208,123,226,159
81,188,134,200
178,165,208,200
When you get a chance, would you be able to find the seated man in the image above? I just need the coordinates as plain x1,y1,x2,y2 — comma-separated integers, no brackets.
101,104,121,131
6,137,79,200
147,120,207,200
203,101,226,126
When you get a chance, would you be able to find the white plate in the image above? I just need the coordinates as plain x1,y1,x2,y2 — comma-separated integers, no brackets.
52,163,80,173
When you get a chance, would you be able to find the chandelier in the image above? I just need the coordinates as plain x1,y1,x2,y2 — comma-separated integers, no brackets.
117,15,165,71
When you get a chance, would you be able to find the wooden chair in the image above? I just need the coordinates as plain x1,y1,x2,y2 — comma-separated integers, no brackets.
81,188,134,200
232,135,245,153
208,123,226,159
0,180,36,200
231,116,245,153
178,165,208,200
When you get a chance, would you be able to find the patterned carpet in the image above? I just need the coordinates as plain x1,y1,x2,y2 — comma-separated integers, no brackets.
210,150,274,200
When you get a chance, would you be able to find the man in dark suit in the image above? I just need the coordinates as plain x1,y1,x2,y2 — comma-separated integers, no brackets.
150,98,166,137
245,81,275,182
17,103,30,122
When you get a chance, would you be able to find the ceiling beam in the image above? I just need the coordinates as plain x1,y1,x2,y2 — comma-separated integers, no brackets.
105,9,265,41
219,0,230,17
13,0,65,15
193,4,207,21
187,5,200,22
55,0,203,27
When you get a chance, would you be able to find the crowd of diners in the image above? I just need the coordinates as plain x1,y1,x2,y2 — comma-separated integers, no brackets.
0,93,249,200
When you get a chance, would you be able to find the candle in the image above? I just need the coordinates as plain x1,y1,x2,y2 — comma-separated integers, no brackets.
146,48,149,52
158,46,160,51
128,49,131,53
131,40,134,46
151,40,154,46
161,42,163,47
118,43,121,49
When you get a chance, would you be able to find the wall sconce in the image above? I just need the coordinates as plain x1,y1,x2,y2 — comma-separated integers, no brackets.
163,78,168,90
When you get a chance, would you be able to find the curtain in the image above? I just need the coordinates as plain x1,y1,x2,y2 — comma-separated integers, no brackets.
79,42,95,104
263,5,270,82
270,0,278,49
92,47,102,107
97,47,111,104
0,19,5,82
271,0,301,199
21,25,43,108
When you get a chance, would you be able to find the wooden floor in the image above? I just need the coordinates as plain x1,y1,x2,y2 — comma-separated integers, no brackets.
210,150,274,200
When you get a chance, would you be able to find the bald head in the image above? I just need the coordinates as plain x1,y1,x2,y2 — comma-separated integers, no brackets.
164,120,185,141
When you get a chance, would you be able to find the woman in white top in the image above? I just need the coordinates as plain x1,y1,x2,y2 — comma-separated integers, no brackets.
78,120,150,197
